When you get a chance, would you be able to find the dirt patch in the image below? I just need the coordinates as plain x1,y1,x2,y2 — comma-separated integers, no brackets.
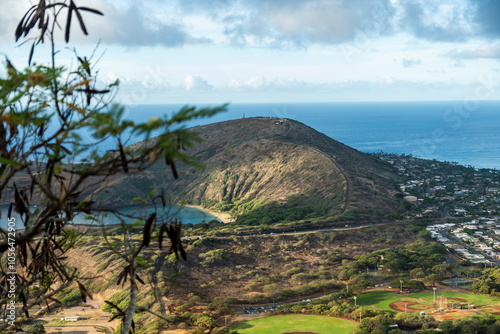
482,306,500,315
488,306,500,310
185,204,235,223
389,301,431,313
435,310,468,321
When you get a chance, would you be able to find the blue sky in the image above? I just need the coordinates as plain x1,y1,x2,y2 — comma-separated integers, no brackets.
2,0,500,103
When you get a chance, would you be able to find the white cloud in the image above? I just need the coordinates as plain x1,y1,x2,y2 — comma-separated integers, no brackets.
228,79,242,89
184,74,213,91
228,76,310,91
0,0,211,48
222,0,395,48
246,76,266,89
446,43,500,60
3,0,499,51
0,1,34,44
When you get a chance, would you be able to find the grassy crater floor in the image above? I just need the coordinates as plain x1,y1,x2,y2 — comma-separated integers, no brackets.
231,314,358,334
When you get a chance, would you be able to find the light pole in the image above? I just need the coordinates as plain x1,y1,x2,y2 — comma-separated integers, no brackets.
354,296,357,306
433,287,436,302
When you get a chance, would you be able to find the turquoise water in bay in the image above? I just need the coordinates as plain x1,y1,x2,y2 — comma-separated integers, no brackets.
0,204,219,229
70,204,219,226
113,101,500,169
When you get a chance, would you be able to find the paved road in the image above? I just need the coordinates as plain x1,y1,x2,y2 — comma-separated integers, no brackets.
184,221,395,240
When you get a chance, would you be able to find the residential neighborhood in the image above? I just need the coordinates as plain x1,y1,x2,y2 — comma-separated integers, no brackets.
374,153,500,267
376,153,500,219
426,219,500,266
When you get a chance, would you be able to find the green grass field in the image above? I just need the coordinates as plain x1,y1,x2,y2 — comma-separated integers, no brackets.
231,314,358,334
357,290,500,314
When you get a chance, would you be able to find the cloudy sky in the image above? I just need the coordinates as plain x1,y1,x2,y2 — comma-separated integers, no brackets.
1,0,500,103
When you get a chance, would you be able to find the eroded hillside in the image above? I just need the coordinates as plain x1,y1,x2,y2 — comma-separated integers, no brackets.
92,117,402,223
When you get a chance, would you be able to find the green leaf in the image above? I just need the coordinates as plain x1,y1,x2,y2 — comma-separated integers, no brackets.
131,197,146,204
146,189,156,200
0,157,17,165
136,256,148,267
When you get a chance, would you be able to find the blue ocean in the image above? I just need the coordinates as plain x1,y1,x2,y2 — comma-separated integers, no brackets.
116,101,500,170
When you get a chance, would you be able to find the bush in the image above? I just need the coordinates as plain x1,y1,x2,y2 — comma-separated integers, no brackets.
175,302,193,312
181,312,194,321
284,267,302,276
56,287,81,306
209,297,235,314
25,324,45,334
199,249,225,267
103,290,130,318
244,282,259,291
291,273,314,283
405,280,425,290
248,294,270,304
193,313,216,329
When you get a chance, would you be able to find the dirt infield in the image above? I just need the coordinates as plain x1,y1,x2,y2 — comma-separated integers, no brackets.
440,310,466,320
389,301,431,313
484,306,500,315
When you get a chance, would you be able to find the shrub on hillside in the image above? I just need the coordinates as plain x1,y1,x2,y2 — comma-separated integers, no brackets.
199,249,225,267
248,294,270,304
56,287,81,306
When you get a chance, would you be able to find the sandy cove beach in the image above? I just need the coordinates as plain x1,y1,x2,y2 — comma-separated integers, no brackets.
185,204,235,224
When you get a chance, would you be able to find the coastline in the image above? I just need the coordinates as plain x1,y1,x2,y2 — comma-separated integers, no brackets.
185,204,235,224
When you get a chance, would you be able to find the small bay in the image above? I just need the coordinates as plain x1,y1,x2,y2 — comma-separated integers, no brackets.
0,204,219,230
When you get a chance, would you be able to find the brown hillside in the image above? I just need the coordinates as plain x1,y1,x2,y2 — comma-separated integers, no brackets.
93,117,401,222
